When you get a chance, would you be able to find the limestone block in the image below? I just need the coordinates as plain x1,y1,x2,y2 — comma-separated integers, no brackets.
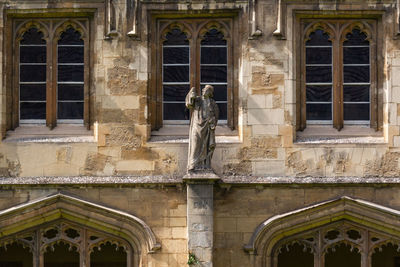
390,103,397,125
214,218,237,233
252,125,279,136
115,160,155,171
43,163,80,176
247,95,266,108
392,86,400,103
394,136,400,147
102,95,140,110
153,227,172,239
253,160,285,176
247,109,284,125
168,253,188,267
171,227,187,239
170,204,187,217
161,239,187,254
169,217,187,227
393,67,400,87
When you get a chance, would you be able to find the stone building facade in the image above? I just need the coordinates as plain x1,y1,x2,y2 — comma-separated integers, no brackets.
1,0,400,266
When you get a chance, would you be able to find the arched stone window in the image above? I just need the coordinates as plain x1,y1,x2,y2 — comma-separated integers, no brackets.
150,17,237,130
0,193,160,267
297,20,379,131
11,18,90,130
245,197,400,267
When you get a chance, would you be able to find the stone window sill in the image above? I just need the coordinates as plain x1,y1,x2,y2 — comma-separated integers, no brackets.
3,125,95,143
149,125,240,144
295,125,385,146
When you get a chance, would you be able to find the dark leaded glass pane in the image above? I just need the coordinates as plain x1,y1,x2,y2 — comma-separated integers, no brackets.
208,84,227,101
217,103,227,120
163,103,189,120
306,29,331,46
163,84,190,101
306,103,332,120
58,102,83,119
20,102,46,120
201,29,227,45
163,66,189,82
201,47,227,64
58,84,84,101
58,65,84,82
20,65,46,82
343,29,369,46
306,66,332,83
164,28,189,46
201,66,227,83
20,84,46,101
343,85,370,102
163,47,189,64
20,46,46,63
343,47,369,64
58,46,84,63
306,47,331,65
20,27,46,45
58,27,83,45
306,85,332,102
343,66,370,83
344,103,369,120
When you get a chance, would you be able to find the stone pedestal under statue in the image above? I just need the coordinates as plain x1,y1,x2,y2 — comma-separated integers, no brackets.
184,171,220,267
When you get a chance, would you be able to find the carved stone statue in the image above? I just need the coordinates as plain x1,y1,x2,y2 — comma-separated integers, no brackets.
186,85,219,172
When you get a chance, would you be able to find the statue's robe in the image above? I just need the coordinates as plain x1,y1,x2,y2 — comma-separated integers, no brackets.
185,89,219,171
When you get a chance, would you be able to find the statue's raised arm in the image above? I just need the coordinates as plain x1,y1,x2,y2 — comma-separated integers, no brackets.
185,87,197,110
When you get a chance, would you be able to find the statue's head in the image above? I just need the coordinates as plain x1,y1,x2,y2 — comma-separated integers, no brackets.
202,85,214,98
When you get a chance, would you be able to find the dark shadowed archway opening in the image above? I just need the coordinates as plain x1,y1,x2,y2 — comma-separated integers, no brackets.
90,242,127,267
44,242,79,267
325,243,360,267
0,242,33,267
277,243,314,267
371,243,400,267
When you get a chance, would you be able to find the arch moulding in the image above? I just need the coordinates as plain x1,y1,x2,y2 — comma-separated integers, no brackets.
0,192,161,259
244,196,400,267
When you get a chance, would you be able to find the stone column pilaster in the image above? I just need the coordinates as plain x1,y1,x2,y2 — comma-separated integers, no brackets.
184,172,219,267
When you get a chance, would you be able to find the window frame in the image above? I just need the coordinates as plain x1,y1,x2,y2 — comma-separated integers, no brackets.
296,17,382,132
11,18,90,130
149,16,238,131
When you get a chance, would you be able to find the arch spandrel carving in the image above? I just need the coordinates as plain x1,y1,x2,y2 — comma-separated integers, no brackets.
340,21,374,44
54,20,87,41
198,21,230,40
304,22,336,43
245,197,400,267
160,22,192,42
15,20,50,43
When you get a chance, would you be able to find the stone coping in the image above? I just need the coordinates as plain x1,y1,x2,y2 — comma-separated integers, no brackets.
1,176,400,185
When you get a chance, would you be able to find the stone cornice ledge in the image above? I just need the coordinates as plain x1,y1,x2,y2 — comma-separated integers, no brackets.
1,176,400,185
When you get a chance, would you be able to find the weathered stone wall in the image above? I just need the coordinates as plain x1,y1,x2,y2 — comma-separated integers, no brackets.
213,184,400,267
0,184,399,266
0,0,398,178
0,186,188,266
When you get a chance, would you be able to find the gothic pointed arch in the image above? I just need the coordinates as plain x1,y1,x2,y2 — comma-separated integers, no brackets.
245,196,400,267
0,192,161,267
15,20,49,42
304,21,335,43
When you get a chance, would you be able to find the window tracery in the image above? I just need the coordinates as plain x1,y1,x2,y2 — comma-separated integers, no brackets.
0,221,130,267
274,221,400,267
